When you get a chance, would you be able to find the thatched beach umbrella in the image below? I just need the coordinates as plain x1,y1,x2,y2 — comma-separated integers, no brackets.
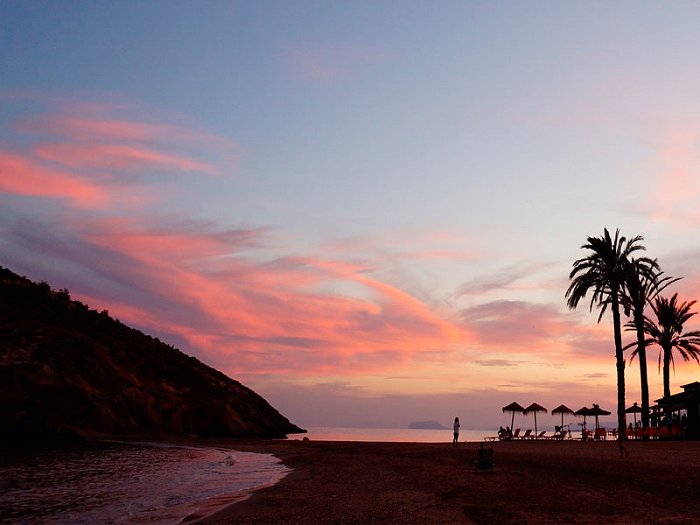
551,404,575,427
502,402,525,430
589,404,611,430
625,402,642,427
574,406,591,430
524,403,547,437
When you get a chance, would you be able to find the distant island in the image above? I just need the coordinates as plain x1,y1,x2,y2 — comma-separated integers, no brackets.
408,420,448,430
0,266,305,441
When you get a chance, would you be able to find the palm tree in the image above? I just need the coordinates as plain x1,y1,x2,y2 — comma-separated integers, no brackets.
621,260,678,429
566,228,647,438
641,293,700,399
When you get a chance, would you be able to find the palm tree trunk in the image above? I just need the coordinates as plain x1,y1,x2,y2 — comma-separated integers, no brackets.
611,293,627,439
663,346,671,398
634,311,650,429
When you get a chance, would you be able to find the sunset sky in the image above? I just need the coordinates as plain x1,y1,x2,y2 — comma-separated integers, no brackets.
4,2,700,430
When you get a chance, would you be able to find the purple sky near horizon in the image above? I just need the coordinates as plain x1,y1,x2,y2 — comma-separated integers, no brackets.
3,1,700,429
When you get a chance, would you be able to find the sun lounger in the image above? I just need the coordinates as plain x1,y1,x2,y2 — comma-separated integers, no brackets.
535,430,546,439
511,428,521,440
519,429,533,440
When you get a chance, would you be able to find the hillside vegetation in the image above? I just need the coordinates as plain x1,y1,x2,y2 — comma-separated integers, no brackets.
0,267,304,441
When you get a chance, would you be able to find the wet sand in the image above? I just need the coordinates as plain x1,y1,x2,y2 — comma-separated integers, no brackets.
188,438,700,524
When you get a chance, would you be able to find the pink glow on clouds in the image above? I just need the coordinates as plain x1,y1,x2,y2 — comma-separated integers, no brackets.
12,107,242,176
15,112,240,152
66,217,470,376
649,126,700,224
34,143,214,173
0,97,619,386
0,151,107,207
0,99,236,212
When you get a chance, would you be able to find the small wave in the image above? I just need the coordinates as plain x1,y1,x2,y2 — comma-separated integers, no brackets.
0,441,289,524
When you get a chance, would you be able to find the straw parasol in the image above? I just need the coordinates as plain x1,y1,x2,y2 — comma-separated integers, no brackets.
502,402,525,430
524,403,548,437
625,402,642,427
574,406,591,430
551,404,575,427
588,404,611,429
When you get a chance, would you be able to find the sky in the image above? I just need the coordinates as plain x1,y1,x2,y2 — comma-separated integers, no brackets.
3,1,700,430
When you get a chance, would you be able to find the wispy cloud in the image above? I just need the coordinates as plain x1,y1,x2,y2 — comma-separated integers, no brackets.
0,151,108,208
12,214,468,376
34,143,214,173
456,263,559,298
459,300,576,348
0,95,470,379
0,93,643,411
282,43,388,84
473,359,520,367
15,113,234,148
10,97,241,176
457,266,532,296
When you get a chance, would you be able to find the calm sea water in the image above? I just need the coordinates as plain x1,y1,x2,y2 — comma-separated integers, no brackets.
0,426,566,523
290,426,496,443
0,441,288,524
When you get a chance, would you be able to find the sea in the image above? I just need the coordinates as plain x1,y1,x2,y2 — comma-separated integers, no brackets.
291,426,496,443
0,441,288,524
0,428,496,524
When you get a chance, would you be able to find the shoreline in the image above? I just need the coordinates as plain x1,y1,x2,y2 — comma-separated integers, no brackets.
89,436,292,524
182,488,265,524
187,438,700,524
109,437,292,524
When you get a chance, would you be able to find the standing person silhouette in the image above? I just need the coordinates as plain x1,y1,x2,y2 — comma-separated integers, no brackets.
453,417,460,447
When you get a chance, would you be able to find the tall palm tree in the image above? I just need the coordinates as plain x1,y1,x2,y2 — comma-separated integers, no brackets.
622,257,681,427
621,260,678,429
641,293,700,399
566,228,647,438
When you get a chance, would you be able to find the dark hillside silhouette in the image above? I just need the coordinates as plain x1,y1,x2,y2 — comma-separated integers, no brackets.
0,266,304,441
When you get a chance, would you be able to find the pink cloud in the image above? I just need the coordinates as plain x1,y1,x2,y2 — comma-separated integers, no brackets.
5,93,620,391
15,111,240,153
9,100,241,178
457,299,626,365
1,94,477,382
34,143,214,173
0,151,107,208
0,98,242,216
37,217,470,377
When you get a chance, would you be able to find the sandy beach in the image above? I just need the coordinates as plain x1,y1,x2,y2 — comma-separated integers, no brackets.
190,438,700,524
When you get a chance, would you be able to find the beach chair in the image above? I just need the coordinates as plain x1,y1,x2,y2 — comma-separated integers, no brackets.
474,443,494,472
511,428,521,440
519,429,533,440
594,428,607,441
535,430,546,440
